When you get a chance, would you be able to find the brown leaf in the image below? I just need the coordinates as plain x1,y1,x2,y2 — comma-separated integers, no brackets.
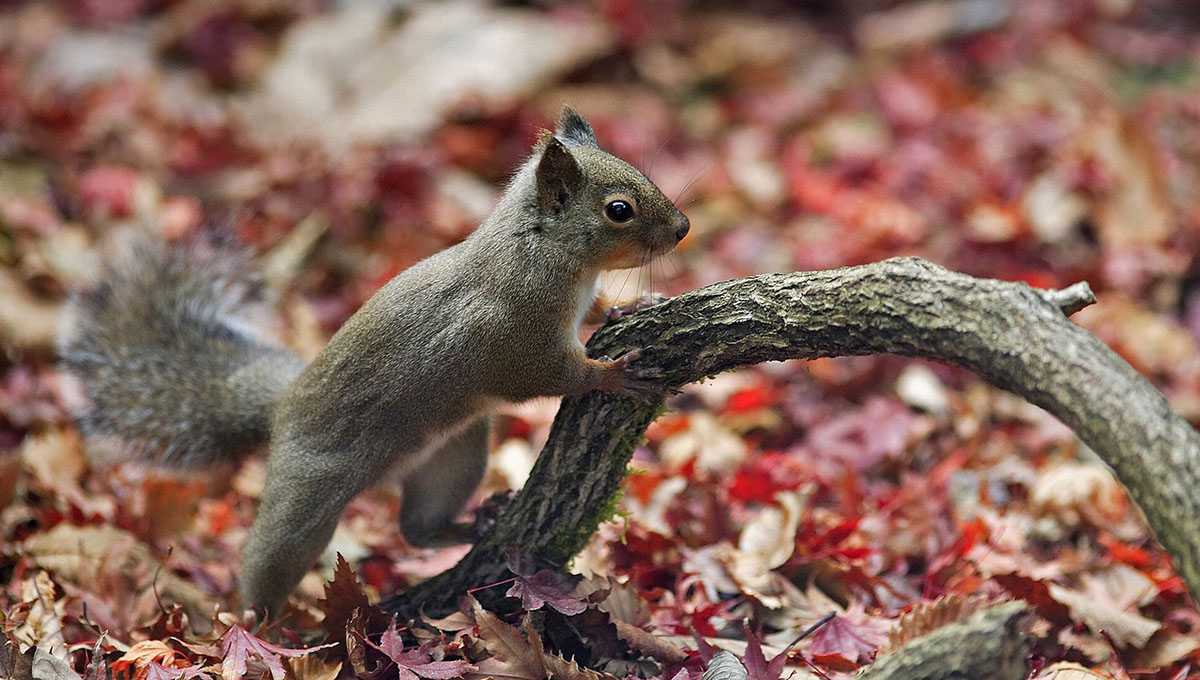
20,428,85,488
541,653,618,680
612,620,688,665
467,597,545,680
0,449,22,509
420,609,475,634
1048,583,1160,649
1032,661,1116,679
0,639,33,680
288,654,343,680
879,593,1001,656
9,572,67,654
1084,111,1171,249
0,267,59,351
1124,629,1200,669
111,640,188,680
1029,462,1131,532
724,489,809,608
139,475,211,541
318,554,389,642
21,524,217,621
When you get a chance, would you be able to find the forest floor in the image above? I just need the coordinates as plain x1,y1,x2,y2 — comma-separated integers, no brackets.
3,1,1200,678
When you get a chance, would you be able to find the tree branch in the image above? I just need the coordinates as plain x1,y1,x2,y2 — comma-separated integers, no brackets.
859,602,1035,680
381,257,1200,621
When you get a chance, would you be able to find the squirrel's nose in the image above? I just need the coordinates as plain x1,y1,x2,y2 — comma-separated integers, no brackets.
675,214,690,242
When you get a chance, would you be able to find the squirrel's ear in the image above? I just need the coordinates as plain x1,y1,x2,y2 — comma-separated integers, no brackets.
536,137,584,214
555,106,598,148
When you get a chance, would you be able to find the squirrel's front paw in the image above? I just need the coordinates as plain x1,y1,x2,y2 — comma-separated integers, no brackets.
607,293,670,322
595,348,675,399
470,490,512,540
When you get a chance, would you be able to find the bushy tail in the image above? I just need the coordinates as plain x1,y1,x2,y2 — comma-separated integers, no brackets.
57,235,306,468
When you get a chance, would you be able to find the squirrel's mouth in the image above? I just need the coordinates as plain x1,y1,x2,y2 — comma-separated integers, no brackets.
603,238,678,270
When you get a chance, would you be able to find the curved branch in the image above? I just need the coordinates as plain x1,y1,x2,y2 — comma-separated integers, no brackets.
859,602,1035,680
381,257,1200,617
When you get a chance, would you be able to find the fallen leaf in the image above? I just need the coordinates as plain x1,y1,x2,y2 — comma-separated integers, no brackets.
21,524,218,621
244,2,614,148
110,640,188,680
375,618,476,680
1125,629,1200,670
288,654,343,680
9,571,68,654
879,593,999,655
19,427,85,488
220,625,332,680
805,604,891,664
1048,583,1160,649
612,619,688,664
725,489,809,608
506,569,586,615
467,597,545,680
701,651,746,680
659,412,747,475
31,645,80,680
1032,661,1115,679
318,554,389,642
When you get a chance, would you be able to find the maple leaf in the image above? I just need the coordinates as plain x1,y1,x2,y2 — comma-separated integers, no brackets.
145,662,211,680
467,597,546,680
506,569,586,615
319,553,390,642
740,625,787,680
805,607,890,665
463,596,613,680
111,640,188,680
371,617,476,680
220,625,333,680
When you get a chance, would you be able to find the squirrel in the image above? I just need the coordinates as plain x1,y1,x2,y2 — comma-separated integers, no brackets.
58,107,690,615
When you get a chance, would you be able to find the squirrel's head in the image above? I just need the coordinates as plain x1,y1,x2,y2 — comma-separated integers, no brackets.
528,106,690,270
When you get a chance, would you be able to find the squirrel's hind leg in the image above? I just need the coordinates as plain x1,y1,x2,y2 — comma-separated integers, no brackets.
239,437,379,615
399,416,490,547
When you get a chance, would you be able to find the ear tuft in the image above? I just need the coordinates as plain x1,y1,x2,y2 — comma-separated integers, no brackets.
535,137,584,214
555,106,598,148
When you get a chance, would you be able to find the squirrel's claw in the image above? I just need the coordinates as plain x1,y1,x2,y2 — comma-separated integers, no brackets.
597,348,675,399
607,293,670,322
470,490,512,540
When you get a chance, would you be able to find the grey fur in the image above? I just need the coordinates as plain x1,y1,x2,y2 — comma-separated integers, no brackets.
58,235,304,467
60,107,689,614
555,106,598,147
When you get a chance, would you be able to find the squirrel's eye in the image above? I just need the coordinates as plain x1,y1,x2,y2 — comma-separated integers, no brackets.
605,200,635,223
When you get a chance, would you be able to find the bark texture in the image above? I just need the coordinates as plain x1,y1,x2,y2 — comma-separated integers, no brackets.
381,257,1200,622
858,602,1035,680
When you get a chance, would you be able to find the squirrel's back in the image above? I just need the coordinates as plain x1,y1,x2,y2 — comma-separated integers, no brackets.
57,235,304,467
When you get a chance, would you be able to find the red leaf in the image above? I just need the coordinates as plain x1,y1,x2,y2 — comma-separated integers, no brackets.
805,610,889,664
809,653,858,672
220,625,331,680
374,619,477,680
319,554,390,641
506,569,586,615
741,625,788,680
725,384,776,414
